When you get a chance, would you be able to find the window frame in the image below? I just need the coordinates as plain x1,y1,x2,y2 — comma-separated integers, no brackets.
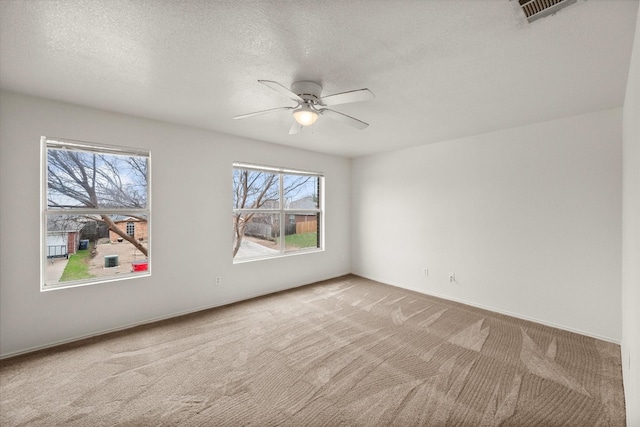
232,162,324,263
41,137,151,291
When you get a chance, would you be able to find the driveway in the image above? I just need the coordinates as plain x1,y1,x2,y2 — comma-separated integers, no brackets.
45,257,68,283
236,239,279,258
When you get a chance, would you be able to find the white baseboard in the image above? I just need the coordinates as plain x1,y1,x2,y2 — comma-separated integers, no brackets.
1,271,618,360
354,272,620,345
0,273,346,360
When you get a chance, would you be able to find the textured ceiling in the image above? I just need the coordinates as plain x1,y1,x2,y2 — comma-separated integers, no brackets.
0,0,638,158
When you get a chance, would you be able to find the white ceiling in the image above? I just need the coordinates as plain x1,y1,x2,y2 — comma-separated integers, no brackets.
1,0,638,158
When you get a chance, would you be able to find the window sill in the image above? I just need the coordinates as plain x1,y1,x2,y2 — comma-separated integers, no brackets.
41,271,151,292
232,248,324,264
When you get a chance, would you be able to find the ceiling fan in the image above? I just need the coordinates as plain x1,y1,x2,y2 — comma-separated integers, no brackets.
234,80,375,134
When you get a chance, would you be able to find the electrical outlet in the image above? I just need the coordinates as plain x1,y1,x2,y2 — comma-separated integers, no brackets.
215,276,221,286
423,268,429,276
449,273,455,283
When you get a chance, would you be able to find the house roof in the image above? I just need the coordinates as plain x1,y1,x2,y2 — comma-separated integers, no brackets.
46,217,87,233
288,196,318,210
112,217,146,224
0,1,637,158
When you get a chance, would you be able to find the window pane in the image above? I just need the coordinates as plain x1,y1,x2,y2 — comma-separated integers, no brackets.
283,213,320,253
283,175,319,209
233,213,280,260
233,169,279,209
45,213,149,286
47,148,148,209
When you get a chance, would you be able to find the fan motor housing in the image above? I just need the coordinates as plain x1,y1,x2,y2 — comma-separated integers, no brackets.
291,81,322,103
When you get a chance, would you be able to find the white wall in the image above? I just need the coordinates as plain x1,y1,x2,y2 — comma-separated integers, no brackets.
622,4,640,425
0,91,351,358
352,109,622,342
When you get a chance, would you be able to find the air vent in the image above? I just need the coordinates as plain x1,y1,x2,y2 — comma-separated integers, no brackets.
104,255,119,268
517,0,578,23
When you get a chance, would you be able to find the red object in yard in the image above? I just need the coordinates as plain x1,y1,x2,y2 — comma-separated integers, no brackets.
131,260,148,272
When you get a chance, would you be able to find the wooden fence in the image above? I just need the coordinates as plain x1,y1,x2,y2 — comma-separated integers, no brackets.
245,222,274,239
296,220,317,234
245,220,317,238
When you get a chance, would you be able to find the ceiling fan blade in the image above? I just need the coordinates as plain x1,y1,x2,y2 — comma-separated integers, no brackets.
259,80,304,102
320,108,369,130
289,121,302,135
233,106,293,120
320,88,375,106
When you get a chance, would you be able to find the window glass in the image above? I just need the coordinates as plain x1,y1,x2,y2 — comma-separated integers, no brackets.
47,148,148,209
283,175,319,209
43,138,150,290
283,212,320,253
233,169,279,209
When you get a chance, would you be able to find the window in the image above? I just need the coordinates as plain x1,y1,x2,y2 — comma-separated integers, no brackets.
232,162,323,262
42,137,150,290
126,222,135,237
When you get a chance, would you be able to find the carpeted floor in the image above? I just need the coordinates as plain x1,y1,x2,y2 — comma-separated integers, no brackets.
0,275,626,426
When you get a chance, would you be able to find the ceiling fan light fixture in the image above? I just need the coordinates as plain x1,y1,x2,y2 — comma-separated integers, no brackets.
235,80,374,132
293,106,319,126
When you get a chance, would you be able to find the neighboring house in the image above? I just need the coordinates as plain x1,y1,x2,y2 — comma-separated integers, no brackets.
109,217,148,242
46,218,82,258
241,197,318,239
287,196,317,211
287,196,319,234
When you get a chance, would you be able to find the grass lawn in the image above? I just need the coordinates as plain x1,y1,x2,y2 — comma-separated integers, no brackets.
282,232,318,249
60,249,94,282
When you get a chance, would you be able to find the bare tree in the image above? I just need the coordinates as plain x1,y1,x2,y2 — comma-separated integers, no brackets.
47,149,148,256
232,170,278,257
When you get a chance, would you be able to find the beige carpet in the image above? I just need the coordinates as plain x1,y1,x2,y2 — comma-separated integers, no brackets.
0,275,626,426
